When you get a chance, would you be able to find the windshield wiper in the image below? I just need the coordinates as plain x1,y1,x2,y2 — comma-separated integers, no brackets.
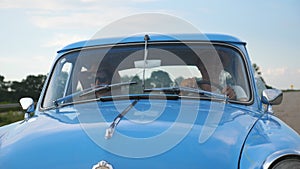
105,99,138,139
144,86,228,101
53,81,137,107
79,81,137,98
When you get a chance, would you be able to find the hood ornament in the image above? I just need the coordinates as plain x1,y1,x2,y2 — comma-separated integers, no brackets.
92,160,113,169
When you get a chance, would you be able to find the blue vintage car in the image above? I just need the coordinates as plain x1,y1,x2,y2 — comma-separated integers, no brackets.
0,34,299,169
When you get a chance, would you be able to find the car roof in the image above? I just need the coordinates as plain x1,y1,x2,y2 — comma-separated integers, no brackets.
57,33,246,53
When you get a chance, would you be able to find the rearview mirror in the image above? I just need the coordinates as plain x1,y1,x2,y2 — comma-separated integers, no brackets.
134,60,161,68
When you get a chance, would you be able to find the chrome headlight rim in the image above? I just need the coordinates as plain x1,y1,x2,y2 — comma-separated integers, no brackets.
263,150,300,169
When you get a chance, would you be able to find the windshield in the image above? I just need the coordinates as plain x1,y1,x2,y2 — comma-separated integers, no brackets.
42,42,251,108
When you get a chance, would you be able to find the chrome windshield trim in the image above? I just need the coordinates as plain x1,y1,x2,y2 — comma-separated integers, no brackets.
41,41,253,110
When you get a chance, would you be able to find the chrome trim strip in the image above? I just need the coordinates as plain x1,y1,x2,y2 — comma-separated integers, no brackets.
262,150,300,169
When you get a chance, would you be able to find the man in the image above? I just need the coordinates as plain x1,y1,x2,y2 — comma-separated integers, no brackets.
180,49,248,101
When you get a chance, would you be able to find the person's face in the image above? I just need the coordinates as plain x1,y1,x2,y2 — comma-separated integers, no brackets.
95,71,109,86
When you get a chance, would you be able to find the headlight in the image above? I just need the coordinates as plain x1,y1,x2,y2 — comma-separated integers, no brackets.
270,157,300,169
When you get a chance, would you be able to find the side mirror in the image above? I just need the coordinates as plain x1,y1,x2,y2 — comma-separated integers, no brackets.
19,98,35,121
261,89,283,105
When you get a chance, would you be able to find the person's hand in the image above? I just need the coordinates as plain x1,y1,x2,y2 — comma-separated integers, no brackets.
222,86,236,100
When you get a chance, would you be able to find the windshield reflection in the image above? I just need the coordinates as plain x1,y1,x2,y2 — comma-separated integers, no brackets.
42,42,251,108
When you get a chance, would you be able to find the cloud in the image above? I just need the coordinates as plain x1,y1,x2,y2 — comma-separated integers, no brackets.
42,33,87,48
90,12,200,39
29,8,136,29
264,67,300,77
1,0,160,30
0,0,157,12
261,67,300,89
0,54,51,81
264,67,286,76
0,0,71,10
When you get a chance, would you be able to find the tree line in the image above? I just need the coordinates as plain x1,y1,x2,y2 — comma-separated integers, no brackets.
0,64,270,104
0,74,46,103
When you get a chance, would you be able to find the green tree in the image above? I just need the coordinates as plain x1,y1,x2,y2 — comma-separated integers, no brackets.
0,75,9,91
148,70,173,88
10,74,47,102
252,63,272,89
129,75,142,94
253,63,262,76
0,75,10,103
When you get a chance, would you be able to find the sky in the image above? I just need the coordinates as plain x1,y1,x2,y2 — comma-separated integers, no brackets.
0,0,299,90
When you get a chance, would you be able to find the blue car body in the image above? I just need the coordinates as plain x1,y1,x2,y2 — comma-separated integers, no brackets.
0,33,299,169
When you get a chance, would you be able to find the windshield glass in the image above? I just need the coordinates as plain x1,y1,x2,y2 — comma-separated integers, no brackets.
42,42,251,108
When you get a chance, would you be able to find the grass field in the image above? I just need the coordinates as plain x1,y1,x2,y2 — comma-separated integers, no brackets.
0,111,23,126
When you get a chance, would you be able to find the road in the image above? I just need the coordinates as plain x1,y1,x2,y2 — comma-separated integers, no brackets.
0,103,20,109
273,91,300,134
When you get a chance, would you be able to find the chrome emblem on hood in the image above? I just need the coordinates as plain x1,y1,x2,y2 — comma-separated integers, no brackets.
92,160,113,169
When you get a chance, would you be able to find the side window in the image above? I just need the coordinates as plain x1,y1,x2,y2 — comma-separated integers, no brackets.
255,76,267,97
43,58,73,107
59,62,73,97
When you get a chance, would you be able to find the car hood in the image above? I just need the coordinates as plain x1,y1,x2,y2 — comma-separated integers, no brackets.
0,99,260,169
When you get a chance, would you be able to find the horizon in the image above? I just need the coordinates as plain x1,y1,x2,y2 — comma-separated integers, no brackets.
1,0,299,90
